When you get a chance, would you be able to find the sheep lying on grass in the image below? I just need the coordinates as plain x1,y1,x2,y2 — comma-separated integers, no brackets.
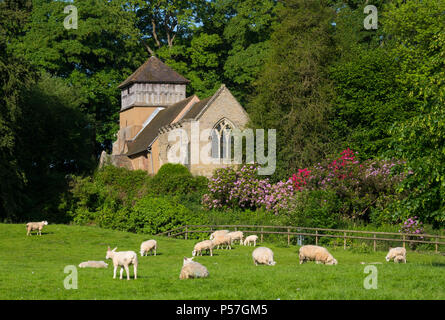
243,235,258,246
192,240,214,257
78,261,108,268
252,247,276,266
386,247,407,263
106,247,138,280
140,240,157,256
227,231,244,245
26,221,48,236
212,234,232,250
299,245,338,265
179,257,209,279
210,230,229,240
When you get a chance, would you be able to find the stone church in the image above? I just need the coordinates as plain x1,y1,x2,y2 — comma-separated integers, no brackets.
104,56,249,177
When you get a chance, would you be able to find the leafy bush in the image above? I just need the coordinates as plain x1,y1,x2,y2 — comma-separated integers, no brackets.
149,164,208,195
286,189,342,229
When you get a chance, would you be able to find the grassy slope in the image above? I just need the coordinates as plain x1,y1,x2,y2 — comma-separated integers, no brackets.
1,223,445,300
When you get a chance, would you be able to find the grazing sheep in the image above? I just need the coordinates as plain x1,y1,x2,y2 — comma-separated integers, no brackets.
26,221,48,236
210,230,229,240
227,231,244,245
394,255,407,263
179,257,209,279
243,235,258,247
299,245,338,265
252,247,276,266
78,261,108,268
140,240,157,257
212,233,232,250
192,240,214,257
105,247,138,280
386,247,407,262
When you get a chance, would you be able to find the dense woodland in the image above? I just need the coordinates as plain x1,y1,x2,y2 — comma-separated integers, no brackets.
1,0,444,235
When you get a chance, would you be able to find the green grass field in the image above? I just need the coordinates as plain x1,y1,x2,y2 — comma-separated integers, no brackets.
1,223,445,300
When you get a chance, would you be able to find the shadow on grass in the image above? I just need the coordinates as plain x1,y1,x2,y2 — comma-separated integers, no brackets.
140,253,164,257
431,262,445,267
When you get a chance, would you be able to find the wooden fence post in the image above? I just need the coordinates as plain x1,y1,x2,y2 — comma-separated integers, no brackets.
185,225,188,240
343,232,346,250
261,227,264,243
315,230,318,246
287,228,290,246
403,234,406,249
373,233,376,252
436,237,439,253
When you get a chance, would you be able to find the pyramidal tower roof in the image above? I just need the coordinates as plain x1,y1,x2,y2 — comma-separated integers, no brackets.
118,56,190,89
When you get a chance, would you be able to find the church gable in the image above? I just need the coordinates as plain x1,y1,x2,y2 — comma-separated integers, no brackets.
194,85,249,131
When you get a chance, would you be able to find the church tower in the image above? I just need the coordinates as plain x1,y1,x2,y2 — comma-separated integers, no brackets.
117,56,190,140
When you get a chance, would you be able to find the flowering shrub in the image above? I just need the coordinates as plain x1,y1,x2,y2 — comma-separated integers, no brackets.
399,216,424,249
399,216,424,238
291,168,311,191
202,149,409,224
304,149,408,221
202,165,294,214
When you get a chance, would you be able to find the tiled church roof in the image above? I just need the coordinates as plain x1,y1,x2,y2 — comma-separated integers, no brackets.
118,56,190,89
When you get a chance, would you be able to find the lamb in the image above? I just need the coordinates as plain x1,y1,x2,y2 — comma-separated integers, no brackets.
252,247,276,266
212,233,232,250
78,261,108,268
227,231,244,245
394,255,407,263
192,240,214,257
386,247,407,262
299,245,338,265
209,230,229,240
26,221,48,236
243,235,258,246
140,239,157,257
105,247,138,280
179,257,209,279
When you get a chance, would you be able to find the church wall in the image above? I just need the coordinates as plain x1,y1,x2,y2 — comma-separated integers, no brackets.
156,87,249,177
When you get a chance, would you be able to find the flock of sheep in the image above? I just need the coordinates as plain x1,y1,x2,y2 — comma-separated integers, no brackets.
26,222,408,281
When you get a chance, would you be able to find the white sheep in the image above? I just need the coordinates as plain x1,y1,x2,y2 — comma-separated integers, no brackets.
105,247,138,280
394,255,407,263
78,261,108,268
243,235,258,246
386,247,407,262
26,221,48,236
192,240,214,257
140,239,157,256
227,231,244,245
252,247,276,266
299,245,338,265
212,233,232,250
179,257,209,279
209,230,229,240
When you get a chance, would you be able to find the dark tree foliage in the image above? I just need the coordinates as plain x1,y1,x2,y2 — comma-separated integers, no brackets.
247,0,337,181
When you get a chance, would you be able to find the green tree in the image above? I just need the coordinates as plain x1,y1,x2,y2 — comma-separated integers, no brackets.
247,0,337,180
384,0,445,227
12,0,145,151
328,2,419,160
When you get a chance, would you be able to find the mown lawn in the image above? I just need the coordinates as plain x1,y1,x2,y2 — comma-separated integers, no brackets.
1,223,444,300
